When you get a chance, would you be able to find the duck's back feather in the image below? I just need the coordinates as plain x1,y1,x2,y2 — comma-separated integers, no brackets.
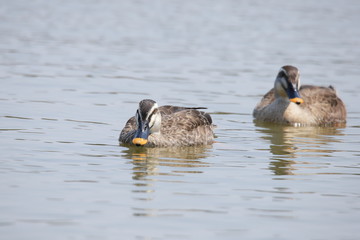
299,85,346,125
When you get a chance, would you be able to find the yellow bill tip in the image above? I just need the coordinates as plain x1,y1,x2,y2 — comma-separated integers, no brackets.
290,97,304,105
132,138,148,146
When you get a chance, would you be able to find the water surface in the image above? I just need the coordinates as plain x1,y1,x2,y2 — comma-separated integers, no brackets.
1,0,360,239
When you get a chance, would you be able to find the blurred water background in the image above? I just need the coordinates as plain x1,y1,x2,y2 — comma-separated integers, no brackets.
1,0,360,239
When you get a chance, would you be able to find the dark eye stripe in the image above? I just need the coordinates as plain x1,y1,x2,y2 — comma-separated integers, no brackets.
136,110,141,122
147,109,158,121
280,78,288,91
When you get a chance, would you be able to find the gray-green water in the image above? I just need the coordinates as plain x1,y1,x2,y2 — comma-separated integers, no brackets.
1,1,360,239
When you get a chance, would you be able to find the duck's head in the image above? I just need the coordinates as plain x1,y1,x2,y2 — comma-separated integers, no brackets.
274,65,304,105
132,99,161,146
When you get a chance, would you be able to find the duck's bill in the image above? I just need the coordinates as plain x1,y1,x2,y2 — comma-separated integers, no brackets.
132,137,148,146
287,85,304,105
290,97,304,104
132,121,150,146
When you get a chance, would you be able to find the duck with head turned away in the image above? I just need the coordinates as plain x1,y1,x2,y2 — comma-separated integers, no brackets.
253,65,347,126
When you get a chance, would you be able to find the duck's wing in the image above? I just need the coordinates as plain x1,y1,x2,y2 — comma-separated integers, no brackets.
300,85,347,124
253,88,275,117
158,105,207,116
158,109,214,146
162,109,213,132
119,116,136,143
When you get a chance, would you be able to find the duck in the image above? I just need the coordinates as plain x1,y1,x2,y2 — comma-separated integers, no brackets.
119,99,215,147
253,65,347,126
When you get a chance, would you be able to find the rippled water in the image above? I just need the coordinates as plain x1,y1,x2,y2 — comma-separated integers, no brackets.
1,0,360,239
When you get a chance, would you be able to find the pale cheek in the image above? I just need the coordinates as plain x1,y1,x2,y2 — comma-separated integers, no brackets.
149,115,161,134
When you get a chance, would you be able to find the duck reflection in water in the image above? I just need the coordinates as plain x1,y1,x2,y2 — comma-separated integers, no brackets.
121,145,212,181
255,122,345,175
120,145,212,216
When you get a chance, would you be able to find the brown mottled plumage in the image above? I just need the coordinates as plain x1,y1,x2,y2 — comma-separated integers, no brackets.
253,65,347,126
119,99,215,147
